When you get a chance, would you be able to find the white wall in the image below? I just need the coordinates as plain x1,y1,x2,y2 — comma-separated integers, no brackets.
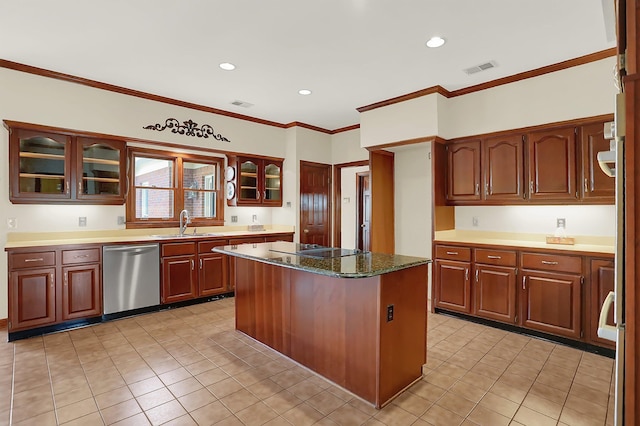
331,129,367,164
455,205,616,237
340,166,369,249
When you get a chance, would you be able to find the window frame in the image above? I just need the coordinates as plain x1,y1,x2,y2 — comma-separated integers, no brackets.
126,147,225,229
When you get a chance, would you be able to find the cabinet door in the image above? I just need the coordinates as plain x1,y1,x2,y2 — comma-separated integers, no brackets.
483,134,524,201
199,253,228,297
527,127,578,200
9,268,56,331
10,129,72,202
263,161,282,206
589,259,616,349
447,140,481,202
434,259,471,313
237,158,261,204
474,265,516,323
580,122,615,202
76,137,126,204
521,269,582,339
162,255,198,303
62,264,102,320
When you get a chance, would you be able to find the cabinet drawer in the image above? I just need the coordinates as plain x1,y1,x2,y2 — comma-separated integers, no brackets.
198,240,228,253
521,252,582,274
62,248,100,265
162,242,196,257
435,245,471,262
9,251,56,269
475,248,516,266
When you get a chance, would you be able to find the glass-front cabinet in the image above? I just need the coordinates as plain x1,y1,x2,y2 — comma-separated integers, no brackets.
7,122,126,204
226,155,283,206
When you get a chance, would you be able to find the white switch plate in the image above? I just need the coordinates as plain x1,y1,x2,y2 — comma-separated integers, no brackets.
7,218,17,230
79,217,87,227
472,216,479,227
557,218,566,228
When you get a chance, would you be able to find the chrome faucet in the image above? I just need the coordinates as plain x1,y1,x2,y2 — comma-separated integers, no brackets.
179,209,190,236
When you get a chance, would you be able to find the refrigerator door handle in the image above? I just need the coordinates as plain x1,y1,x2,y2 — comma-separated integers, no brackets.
597,291,617,342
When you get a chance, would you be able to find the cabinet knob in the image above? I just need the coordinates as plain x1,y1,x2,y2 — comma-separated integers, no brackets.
465,269,469,281
487,255,501,259
199,259,203,269
78,181,83,194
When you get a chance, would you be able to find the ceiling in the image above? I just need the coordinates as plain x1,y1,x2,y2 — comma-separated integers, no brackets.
0,0,616,132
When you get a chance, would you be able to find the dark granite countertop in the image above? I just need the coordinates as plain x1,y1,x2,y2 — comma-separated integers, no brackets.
213,241,431,278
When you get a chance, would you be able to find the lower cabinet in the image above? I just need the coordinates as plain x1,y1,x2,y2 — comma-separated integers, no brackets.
473,248,517,324
434,260,471,313
589,258,616,349
8,246,102,333
198,241,228,297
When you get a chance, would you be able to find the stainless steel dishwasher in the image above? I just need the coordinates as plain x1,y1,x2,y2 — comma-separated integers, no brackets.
102,244,160,315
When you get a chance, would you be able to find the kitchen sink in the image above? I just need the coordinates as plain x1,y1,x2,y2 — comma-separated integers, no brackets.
150,233,223,239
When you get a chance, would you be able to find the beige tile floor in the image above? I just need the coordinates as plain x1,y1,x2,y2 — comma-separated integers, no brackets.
0,298,615,426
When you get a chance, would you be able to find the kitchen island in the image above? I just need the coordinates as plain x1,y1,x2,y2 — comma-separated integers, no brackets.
213,241,431,408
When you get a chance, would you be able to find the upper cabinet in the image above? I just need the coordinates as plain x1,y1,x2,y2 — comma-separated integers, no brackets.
527,126,577,201
444,117,614,205
446,140,481,202
226,155,283,206
6,122,126,204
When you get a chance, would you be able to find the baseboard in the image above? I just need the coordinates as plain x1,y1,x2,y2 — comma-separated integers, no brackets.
0,318,8,329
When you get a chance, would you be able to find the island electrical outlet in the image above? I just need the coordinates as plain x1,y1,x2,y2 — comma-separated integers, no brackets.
386,304,394,322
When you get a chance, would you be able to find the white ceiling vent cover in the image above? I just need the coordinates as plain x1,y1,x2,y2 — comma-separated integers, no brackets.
231,100,254,108
463,61,498,75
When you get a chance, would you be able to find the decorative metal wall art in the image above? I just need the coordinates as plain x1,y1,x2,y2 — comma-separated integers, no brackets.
143,118,231,142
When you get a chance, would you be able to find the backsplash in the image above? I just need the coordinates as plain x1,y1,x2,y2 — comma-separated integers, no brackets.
455,205,616,237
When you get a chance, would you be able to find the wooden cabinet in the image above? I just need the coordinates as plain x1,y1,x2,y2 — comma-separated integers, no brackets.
588,258,615,349
446,140,481,202
6,122,126,204
483,134,525,201
226,156,283,206
579,121,615,202
161,242,198,304
8,246,102,333
520,252,582,339
434,246,472,313
473,249,517,323
197,241,228,297
527,126,578,201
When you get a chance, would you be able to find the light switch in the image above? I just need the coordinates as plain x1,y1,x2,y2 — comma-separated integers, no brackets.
79,217,87,227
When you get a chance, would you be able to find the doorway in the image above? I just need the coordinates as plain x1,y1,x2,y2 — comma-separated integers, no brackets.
300,161,331,245
356,171,371,251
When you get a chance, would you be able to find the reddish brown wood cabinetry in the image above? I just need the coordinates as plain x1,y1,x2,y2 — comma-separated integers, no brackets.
161,242,198,303
446,140,481,202
473,249,517,324
226,156,283,206
434,246,472,313
579,121,615,201
197,241,228,297
6,121,126,205
588,258,615,349
527,126,578,201
483,134,525,201
8,246,102,333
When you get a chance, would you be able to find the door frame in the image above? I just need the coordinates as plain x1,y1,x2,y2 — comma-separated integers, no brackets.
300,160,332,245
332,160,369,247
356,171,371,251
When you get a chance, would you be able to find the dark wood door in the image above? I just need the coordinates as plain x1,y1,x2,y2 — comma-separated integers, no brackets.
589,258,616,349
527,126,578,200
62,264,101,320
483,134,524,201
473,264,516,323
580,122,615,201
447,140,481,201
300,161,331,246
10,268,56,331
162,255,198,303
357,172,371,251
521,269,581,339
434,259,471,313
199,253,227,296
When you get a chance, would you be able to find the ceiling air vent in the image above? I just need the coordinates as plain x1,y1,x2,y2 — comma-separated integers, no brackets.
231,100,254,108
463,61,497,75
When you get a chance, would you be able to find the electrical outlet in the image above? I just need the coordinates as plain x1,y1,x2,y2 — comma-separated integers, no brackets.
79,216,87,227
386,304,394,322
557,218,566,228
252,214,258,222
472,216,479,227
7,218,17,230
231,215,238,223
286,201,292,208
117,216,125,225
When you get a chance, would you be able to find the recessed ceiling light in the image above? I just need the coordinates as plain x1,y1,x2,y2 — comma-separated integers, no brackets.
219,62,236,71
298,89,312,95
426,36,446,48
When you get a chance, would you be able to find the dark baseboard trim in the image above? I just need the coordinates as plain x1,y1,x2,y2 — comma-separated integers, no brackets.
8,292,235,342
434,308,616,359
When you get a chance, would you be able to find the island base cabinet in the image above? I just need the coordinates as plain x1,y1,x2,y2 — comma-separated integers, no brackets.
520,270,582,339
234,257,428,408
474,265,516,324
10,268,56,331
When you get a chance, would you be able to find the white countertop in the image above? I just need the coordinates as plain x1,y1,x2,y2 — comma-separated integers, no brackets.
434,230,615,255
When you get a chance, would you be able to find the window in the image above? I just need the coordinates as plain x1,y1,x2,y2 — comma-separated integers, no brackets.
127,148,224,228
